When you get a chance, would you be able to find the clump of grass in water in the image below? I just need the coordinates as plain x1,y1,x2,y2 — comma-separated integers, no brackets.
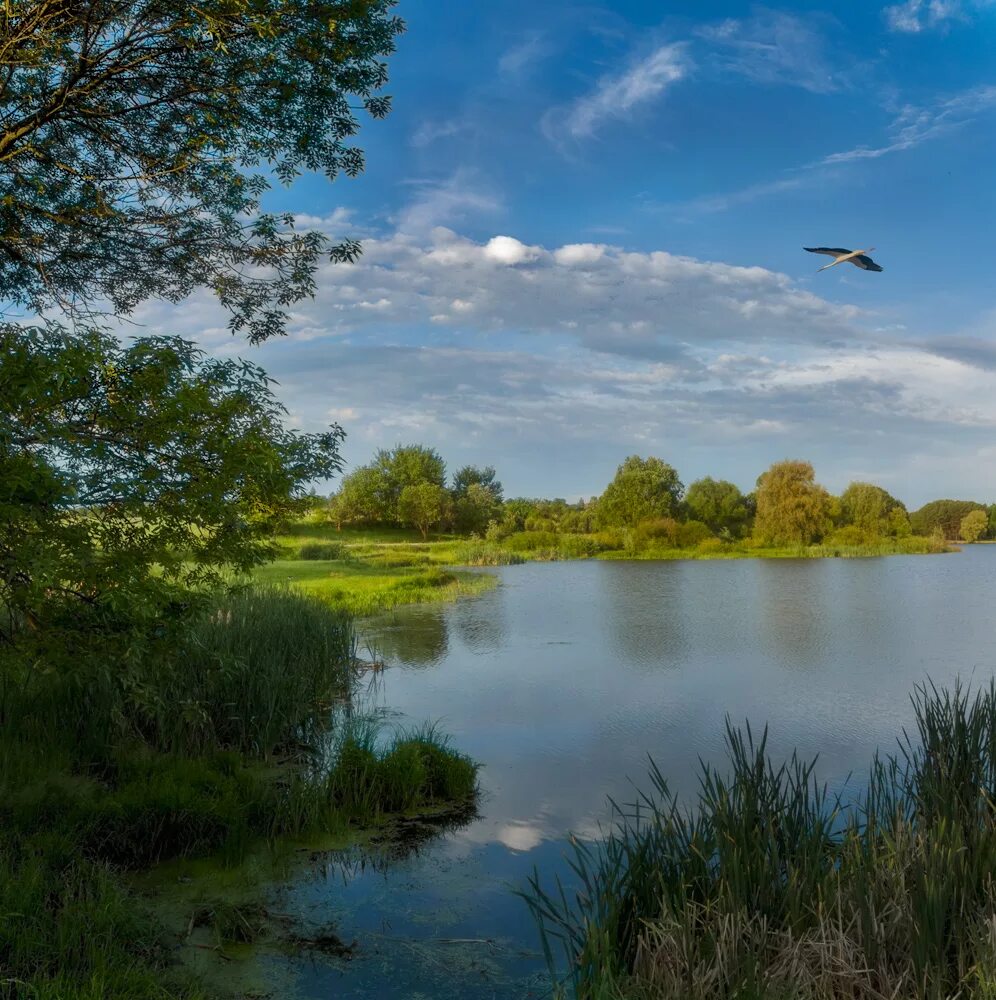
524,679,996,1000
326,719,479,817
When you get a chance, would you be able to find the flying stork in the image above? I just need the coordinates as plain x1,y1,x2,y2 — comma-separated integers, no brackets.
804,247,884,272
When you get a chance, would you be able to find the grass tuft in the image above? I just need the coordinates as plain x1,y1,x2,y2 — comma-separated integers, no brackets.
524,679,996,1000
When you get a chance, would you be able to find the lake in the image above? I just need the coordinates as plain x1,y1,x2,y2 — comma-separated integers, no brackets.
272,549,996,998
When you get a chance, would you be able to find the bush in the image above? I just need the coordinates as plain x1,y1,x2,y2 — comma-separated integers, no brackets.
503,530,560,552
695,537,728,555
826,525,874,547
556,534,603,559
676,520,712,548
593,529,626,551
298,541,346,560
454,539,525,566
632,518,680,550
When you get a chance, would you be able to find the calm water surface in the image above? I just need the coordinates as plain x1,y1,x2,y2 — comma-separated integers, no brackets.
274,550,996,998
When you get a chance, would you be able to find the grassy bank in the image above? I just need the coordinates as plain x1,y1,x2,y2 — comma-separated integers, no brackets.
0,587,478,999
250,522,499,616
260,521,952,619
525,680,996,1000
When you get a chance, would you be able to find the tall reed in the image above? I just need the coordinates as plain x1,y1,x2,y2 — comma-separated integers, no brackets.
525,680,996,999
134,585,356,757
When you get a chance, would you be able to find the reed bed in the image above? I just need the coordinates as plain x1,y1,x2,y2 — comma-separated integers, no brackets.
525,680,996,999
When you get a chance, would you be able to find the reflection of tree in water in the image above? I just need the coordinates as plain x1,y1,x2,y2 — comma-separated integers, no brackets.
757,561,832,667
598,561,688,668
365,608,449,667
450,595,506,655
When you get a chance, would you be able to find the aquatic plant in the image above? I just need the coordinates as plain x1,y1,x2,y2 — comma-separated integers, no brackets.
524,679,996,999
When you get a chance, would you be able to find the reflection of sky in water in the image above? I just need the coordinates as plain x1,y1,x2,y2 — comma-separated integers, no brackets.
280,549,996,998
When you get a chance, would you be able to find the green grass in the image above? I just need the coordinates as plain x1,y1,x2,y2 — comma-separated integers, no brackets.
268,524,950,614
251,556,495,616
0,585,479,1000
524,679,996,1000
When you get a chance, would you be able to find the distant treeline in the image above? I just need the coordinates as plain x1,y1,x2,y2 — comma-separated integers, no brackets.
321,445,995,548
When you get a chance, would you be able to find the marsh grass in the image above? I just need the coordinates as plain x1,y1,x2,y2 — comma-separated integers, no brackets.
326,720,479,817
0,585,479,999
524,680,996,1000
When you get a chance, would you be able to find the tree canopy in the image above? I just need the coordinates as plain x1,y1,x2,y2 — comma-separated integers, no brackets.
684,478,751,538
372,444,446,520
839,482,908,538
753,460,831,546
1,324,343,642
398,482,451,539
596,456,684,528
452,465,503,504
910,500,986,540
960,509,987,543
0,1,402,342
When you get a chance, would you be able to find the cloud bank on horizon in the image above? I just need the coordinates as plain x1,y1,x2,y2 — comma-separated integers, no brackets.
124,0,996,508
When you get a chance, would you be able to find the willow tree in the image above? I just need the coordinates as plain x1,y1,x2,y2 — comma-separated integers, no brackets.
0,1,402,342
596,456,684,528
753,460,831,546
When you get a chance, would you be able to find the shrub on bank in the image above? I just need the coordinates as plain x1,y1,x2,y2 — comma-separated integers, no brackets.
298,541,347,560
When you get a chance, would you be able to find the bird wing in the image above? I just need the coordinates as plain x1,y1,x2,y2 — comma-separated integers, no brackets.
850,254,883,272
804,247,852,257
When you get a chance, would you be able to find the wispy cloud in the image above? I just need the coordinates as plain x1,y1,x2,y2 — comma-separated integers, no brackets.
819,85,996,164
498,32,549,78
394,171,502,234
884,0,972,32
697,10,844,94
542,42,692,144
410,119,466,149
666,84,996,215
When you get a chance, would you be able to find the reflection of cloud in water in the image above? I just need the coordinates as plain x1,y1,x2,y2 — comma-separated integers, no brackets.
495,820,544,852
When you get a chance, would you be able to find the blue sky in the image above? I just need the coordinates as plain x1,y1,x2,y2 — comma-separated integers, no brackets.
140,0,996,507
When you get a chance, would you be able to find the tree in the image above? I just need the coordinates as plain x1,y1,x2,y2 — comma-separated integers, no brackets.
397,483,451,539
328,466,388,529
684,478,750,538
0,2,402,343
910,500,986,539
0,324,343,643
453,482,501,535
753,460,831,546
451,465,503,504
373,444,446,521
961,509,987,543
596,456,684,528
839,482,907,538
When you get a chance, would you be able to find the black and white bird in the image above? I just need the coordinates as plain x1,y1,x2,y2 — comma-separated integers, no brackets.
803,247,884,273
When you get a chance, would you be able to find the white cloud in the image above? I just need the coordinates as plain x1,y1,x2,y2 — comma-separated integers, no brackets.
542,42,691,143
483,235,541,266
553,243,607,265
665,83,996,216
410,119,465,148
395,171,501,234
698,10,843,94
820,85,996,163
883,0,982,32
498,32,548,78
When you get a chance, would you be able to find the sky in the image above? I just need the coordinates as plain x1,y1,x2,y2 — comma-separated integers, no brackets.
135,0,996,508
